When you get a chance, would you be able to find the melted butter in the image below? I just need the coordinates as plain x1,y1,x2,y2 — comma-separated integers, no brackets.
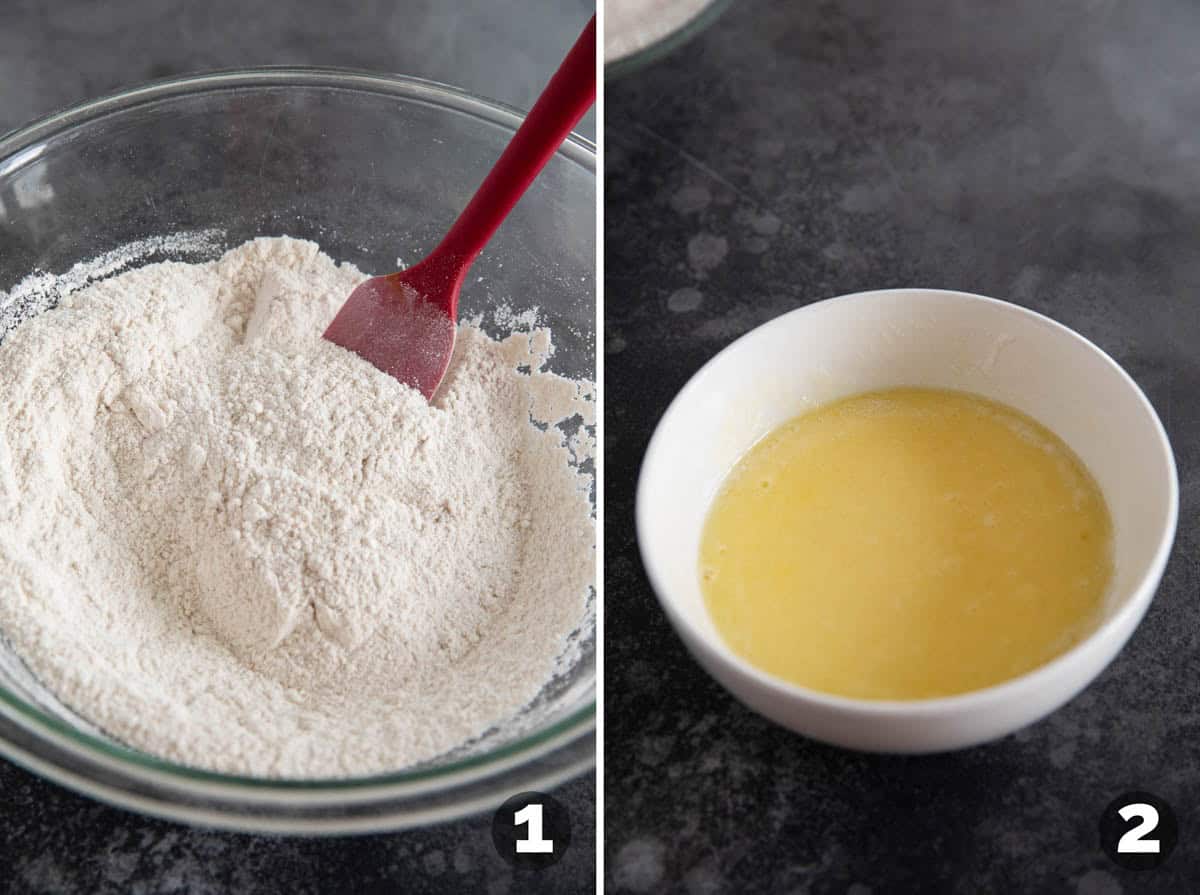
699,387,1113,700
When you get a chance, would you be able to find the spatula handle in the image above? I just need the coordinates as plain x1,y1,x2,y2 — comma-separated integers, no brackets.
431,16,596,272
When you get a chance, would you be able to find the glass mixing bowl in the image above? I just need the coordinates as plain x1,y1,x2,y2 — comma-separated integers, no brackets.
605,0,733,79
0,69,595,833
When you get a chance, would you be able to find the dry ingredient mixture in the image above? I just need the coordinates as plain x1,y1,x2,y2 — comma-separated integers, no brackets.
0,237,595,777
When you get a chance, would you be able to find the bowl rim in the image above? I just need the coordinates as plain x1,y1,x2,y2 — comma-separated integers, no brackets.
0,65,596,165
605,0,734,80
0,67,595,812
637,287,1178,718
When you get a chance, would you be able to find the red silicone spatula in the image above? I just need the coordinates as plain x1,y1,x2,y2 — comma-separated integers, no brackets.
324,16,596,399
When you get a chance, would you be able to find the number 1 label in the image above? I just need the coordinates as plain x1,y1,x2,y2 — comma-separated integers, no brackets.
492,791,569,868
515,802,555,854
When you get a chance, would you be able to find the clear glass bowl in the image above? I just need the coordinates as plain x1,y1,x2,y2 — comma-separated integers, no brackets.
0,69,595,834
605,0,733,79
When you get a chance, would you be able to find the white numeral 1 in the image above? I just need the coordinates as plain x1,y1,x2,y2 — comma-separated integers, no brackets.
1118,803,1161,854
514,802,554,854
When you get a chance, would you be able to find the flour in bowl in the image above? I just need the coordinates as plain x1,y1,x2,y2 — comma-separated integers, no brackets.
0,236,594,777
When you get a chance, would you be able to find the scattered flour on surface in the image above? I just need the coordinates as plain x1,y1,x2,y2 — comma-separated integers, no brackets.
0,236,594,777
0,229,225,341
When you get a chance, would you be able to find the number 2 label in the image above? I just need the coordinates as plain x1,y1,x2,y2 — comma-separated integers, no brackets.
1117,803,1161,854
515,802,555,854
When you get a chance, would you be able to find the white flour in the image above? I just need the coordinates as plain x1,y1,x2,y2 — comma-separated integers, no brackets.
0,237,595,777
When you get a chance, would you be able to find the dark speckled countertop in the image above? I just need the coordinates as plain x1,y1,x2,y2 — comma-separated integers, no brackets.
606,1,1200,892
0,2,593,892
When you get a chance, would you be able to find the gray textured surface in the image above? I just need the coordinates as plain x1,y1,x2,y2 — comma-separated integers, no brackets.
0,0,595,140
0,2,594,892
0,765,596,894
606,0,1199,891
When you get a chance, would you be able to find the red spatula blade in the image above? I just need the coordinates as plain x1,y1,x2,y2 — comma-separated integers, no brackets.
323,16,595,400
323,275,457,400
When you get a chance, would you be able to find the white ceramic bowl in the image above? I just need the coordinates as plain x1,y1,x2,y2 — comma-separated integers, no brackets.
637,288,1178,753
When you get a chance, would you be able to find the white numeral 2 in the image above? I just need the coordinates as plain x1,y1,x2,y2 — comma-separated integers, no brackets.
1117,803,1161,854
515,803,554,854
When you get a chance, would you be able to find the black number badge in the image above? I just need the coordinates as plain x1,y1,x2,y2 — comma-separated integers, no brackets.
1099,791,1178,871
492,791,572,869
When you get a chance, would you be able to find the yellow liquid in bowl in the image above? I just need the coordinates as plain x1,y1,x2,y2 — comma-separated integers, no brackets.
699,387,1113,700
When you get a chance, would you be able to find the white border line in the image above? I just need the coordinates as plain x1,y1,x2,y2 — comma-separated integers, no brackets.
593,1,606,890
